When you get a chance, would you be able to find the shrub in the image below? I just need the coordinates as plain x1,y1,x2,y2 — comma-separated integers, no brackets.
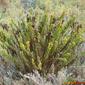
0,7,83,74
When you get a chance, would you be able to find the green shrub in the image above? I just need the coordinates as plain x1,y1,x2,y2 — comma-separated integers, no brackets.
0,7,83,74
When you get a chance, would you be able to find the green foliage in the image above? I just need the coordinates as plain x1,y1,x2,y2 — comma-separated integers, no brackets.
0,7,83,74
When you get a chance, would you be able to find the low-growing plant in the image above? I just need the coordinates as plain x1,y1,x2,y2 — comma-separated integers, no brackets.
0,7,83,74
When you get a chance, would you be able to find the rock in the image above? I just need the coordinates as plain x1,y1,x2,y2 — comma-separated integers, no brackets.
0,56,23,85
21,0,36,9
3,76,12,85
0,76,3,85
13,79,29,85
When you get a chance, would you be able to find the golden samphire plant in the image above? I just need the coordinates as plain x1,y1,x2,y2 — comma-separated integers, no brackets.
0,6,83,74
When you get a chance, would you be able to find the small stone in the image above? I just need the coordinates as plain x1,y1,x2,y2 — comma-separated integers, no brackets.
3,76,12,85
